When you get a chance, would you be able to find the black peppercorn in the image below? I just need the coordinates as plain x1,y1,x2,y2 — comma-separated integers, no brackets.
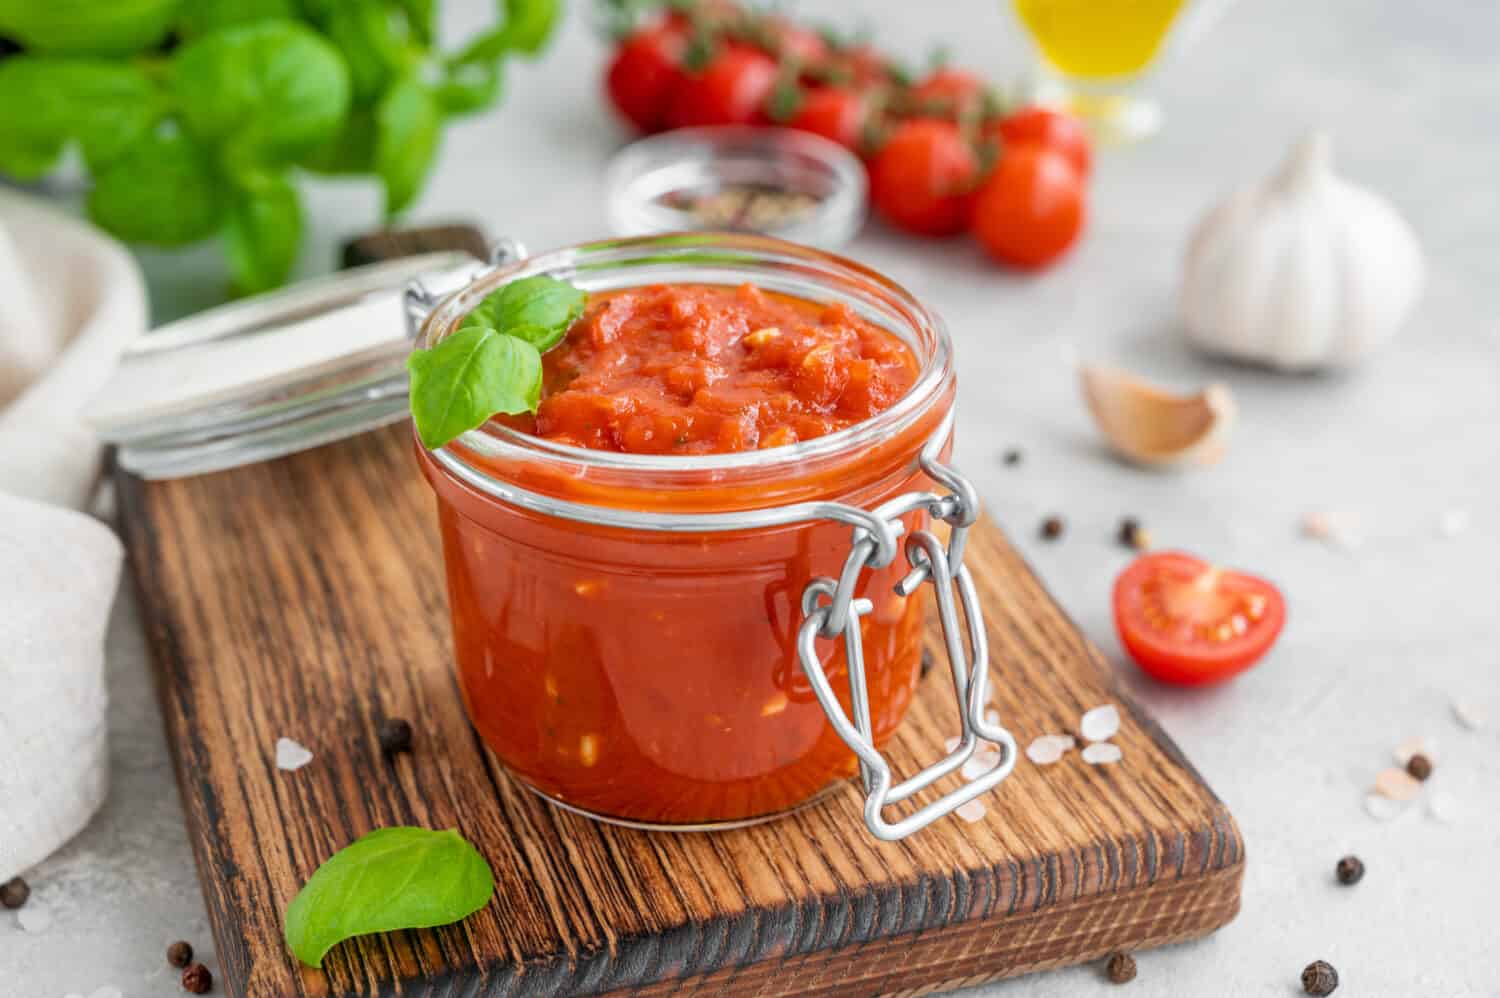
1040,515,1065,540
1117,517,1150,551
0,877,28,909
182,962,213,994
167,940,194,968
378,717,414,756
1406,753,1433,781
1301,959,1339,996
1105,951,1137,984
1335,855,1364,886
1002,448,1023,466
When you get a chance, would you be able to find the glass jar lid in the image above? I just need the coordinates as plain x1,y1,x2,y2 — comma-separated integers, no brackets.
604,126,867,249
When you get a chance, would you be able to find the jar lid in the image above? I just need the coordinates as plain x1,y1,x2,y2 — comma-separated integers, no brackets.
85,250,488,479
604,126,867,249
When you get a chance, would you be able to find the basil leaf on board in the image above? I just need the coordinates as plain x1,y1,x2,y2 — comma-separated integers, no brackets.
86,123,225,246
171,20,351,168
177,0,297,39
462,275,588,352
0,58,161,178
375,73,442,216
407,325,543,449
284,827,494,969
0,0,179,56
225,172,303,294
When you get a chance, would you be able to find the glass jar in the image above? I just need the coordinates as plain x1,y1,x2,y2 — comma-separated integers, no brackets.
412,234,1015,838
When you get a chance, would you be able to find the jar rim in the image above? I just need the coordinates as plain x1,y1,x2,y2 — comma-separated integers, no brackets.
420,233,954,492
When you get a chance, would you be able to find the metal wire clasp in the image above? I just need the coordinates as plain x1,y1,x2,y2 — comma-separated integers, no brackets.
796,446,1016,841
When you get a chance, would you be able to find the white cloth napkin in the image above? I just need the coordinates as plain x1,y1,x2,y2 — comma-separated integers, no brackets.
0,190,148,882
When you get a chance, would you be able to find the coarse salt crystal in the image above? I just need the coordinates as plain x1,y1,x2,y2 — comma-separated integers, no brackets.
1438,509,1471,537
944,735,962,753
984,708,1001,728
1026,736,1067,765
962,750,1002,780
17,904,52,933
1374,767,1422,801
1300,510,1362,548
1079,704,1121,743
275,737,313,772
1426,790,1460,824
1081,742,1122,765
1363,793,1404,821
955,799,987,823
1453,699,1487,731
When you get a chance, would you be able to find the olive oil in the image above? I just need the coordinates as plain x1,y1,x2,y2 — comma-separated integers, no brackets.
1013,0,1186,80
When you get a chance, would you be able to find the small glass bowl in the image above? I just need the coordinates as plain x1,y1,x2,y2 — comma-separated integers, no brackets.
604,126,867,249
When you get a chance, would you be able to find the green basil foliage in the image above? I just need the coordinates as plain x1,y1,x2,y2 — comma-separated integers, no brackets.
407,275,587,449
284,826,494,968
0,0,562,293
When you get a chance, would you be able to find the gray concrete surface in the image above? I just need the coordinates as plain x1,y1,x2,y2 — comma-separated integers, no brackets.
5,0,1499,994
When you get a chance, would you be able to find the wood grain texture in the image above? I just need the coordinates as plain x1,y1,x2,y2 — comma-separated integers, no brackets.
116,423,1242,998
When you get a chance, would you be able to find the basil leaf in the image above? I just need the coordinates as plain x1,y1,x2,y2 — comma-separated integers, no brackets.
407,325,542,449
177,0,297,39
462,275,588,352
325,0,410,103
0,0,178,56
225,173,302,294
397,0,436,46
86,123,225,245
171,20,351,168
375,73,442,216
300,107,378,175
284,827,493,969
451,0,561,65
434,59,504,116
0,58,161,178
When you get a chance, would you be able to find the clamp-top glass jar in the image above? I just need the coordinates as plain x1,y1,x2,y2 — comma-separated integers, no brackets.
414,234,1015,839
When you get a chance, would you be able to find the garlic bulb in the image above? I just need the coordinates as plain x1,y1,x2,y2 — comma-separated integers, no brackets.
1181,133,1423,371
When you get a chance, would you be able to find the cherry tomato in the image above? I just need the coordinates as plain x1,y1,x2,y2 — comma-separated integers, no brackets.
992,105,1092,178
908,67,986,118
605,23,687,133
668,44,780,128
763,15,828,65
1113,551,1286,686
869,119,979,237
817,44,893,88
970,144,1085,268
787,87,867,150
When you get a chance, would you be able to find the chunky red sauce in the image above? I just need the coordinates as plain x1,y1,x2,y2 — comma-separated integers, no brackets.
502,283,919,453
422,281,940,825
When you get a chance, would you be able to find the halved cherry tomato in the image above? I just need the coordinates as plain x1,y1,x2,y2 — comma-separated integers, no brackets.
869,118,978,237
786,86,868,150
1113,551,1286,686
970,144,1085,268
605,23,688,133
991,105,1092,178
667,43,781,128
908,67,986,118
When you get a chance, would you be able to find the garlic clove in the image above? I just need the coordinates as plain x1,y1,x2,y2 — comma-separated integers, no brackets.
1080,364,1236,468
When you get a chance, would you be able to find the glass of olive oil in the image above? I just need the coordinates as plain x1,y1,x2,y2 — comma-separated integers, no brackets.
1012,0,1210,142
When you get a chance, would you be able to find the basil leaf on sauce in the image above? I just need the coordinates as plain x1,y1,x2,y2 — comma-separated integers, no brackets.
461,274,588,352
284,826,494,968
407,324,543,449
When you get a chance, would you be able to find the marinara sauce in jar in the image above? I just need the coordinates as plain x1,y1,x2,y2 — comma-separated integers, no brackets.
415,235,1013,838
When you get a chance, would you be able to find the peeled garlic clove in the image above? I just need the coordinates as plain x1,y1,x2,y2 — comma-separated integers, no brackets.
1080,365,1236,468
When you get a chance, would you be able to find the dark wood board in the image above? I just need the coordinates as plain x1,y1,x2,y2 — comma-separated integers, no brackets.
116,423,1242,997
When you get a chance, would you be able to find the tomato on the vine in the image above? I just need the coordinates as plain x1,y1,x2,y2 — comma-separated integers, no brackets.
786,86,868,150
869,119,979,236
762,15,828,65
908,67,986,117
991,105,1092,178
1113,551,1286,686
667,43,780,128
605,23,688,133
970,144,1085,268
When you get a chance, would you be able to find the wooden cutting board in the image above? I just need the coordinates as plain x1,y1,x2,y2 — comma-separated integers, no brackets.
116,423,1242,998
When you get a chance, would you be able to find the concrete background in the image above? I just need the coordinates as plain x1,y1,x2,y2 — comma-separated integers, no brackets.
5,0,1499,994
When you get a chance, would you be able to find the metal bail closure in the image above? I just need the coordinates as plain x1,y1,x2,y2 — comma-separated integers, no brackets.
795,448,1016,841
84,241,528,481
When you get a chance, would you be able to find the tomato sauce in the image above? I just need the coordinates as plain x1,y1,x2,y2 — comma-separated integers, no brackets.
421,281,941,826
504,283,919,454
